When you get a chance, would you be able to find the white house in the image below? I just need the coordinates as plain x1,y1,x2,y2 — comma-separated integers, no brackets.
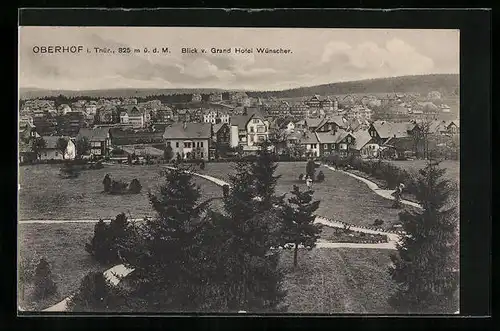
120,106,146,128
246,115,269,147
39,136,76,160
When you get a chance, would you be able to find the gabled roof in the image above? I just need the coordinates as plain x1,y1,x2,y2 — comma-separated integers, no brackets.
77,127,110,141
372,121,414,139
163,123,211,140
230,115,252,130
213,123,227,134
40,136,72,149
299,131,319,144
305,117,325,128
315,129,353,144
352,130,373,150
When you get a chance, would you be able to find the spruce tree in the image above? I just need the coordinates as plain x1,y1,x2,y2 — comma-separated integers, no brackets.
120,165,207,312
388,161,459,313
252,140,282,210
281,185,322,267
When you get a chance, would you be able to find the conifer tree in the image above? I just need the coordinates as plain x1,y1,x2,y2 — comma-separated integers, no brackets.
281,185,322,267
388,161,459,313
120,165,207,311
252,140,282,210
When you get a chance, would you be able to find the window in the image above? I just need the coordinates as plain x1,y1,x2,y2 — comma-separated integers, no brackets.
200,141,204,147
253,119,259,124
55,151,59,157
176,142,179,148
250,127,254,133
324,144,328,149
185,142,191,148
311,144,317,149
167,141,171,146
200,152,204,158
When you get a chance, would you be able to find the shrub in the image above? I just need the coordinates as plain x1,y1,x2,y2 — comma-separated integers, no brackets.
109,180,129,195
85,214,130,264
373,219,384,227
199,160,205,170
67,271,127,312
129,179,142,194
33,258,57,300
298,174,304,181
316,171,325,182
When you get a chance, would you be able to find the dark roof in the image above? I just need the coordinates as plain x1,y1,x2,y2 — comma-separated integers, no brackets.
299,131,319,144
315,129,352,144
213,123,227,134
230,115,252,130
305,117,325,128
163,123,212,139
77,127,110,141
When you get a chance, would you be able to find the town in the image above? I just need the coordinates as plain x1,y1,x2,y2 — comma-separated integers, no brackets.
18,89,459,164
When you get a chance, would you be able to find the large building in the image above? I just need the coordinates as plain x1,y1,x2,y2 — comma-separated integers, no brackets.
163,122,212,161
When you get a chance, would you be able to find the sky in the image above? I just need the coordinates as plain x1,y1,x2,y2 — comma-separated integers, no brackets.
19,27,459,91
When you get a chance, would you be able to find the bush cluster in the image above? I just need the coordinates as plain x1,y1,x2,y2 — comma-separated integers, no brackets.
343,157,417,192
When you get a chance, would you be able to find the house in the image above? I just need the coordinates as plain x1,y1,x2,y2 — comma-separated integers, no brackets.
303,117,325,131
230,115,251,147
77,127,111,157
229,111,270,150
213,122,231,147
56,111,86,137
428,120,459,135
245,110,270,147
38,136,76,160
163,122,212,161
203,109,230,124
156,108,174,122
176,109,192,123
445,120,459,134
382,136,416,159
122,98,138,105
305,95,322,108
110,128,164,146
299,131,320,158
427,91,442,100
57,104,72,115
368,120,417,145
315,115,347,133
119,106,147,128
230,92,248,103
351,130,377,158
440,104,451,113
209,92,223,102
191,93,202,102
315,129,356,157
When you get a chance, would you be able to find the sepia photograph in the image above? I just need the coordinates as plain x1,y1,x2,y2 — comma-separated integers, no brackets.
18,24,460,314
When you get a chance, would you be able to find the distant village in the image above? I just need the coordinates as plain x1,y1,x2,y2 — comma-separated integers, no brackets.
18,90,459,163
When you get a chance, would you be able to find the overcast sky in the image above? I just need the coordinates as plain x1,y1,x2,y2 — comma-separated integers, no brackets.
19,27,459,91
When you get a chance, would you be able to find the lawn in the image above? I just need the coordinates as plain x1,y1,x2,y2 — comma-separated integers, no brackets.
279,248,397,314
19,164,224,220
200,162,412,229
18,222,105,311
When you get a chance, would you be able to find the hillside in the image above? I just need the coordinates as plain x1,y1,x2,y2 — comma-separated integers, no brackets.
246,74,459,99
19,74,459,100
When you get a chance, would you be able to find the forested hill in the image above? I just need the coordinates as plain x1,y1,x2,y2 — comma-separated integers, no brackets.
246,74,459,98
19,74,459,100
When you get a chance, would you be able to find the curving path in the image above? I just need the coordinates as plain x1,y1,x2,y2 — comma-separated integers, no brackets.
41,264,135,312
34,164,404,312
322,164,422,210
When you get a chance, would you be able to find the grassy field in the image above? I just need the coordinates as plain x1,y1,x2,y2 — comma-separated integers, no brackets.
18,222,105,310
279,248,396,314
385,160,459,184
200,162,412,229
19,164,224,220
18,220,397,313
